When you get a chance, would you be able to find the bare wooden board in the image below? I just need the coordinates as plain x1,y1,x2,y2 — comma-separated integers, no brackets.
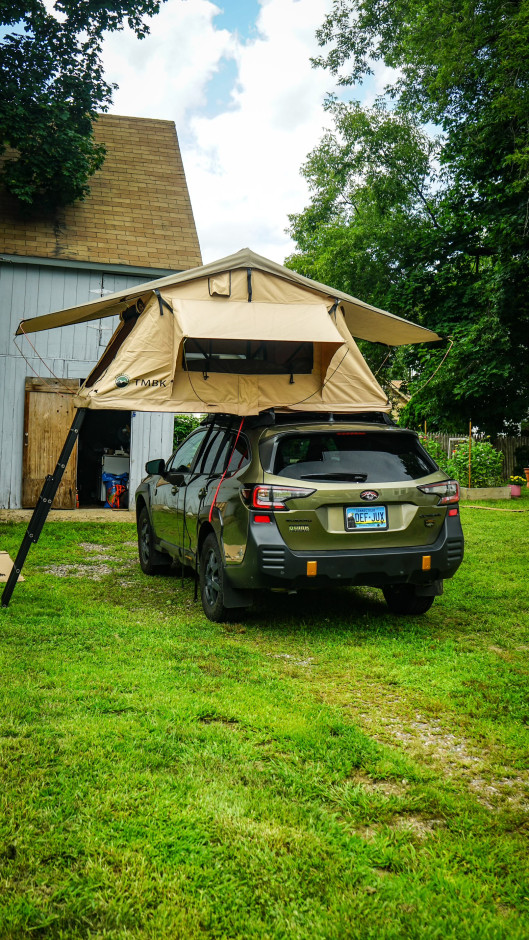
0,551,25,583
22,377,80,509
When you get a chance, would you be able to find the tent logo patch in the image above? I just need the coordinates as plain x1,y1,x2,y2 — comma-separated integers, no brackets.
115,374,130,389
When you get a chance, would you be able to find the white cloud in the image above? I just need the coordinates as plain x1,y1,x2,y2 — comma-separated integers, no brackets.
102,0,342,264
103,1,236,127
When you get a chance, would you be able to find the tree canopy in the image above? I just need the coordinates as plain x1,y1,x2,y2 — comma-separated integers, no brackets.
0,1,165,211
287,0,529,433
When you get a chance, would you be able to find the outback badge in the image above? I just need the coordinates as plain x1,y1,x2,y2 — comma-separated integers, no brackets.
360,490,379,501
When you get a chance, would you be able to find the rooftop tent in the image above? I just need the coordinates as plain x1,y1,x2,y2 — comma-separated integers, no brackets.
15,248,441,417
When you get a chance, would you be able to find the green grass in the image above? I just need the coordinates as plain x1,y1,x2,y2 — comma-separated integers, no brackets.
1,495,529,939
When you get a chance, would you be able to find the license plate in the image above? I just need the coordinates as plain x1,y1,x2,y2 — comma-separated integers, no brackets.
345,505,388,531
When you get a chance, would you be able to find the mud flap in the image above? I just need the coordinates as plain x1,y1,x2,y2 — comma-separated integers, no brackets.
222,571,254,609
416,580,444,597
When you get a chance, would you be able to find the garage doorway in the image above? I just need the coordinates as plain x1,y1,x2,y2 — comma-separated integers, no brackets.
22,377,131,509
77,409,132,507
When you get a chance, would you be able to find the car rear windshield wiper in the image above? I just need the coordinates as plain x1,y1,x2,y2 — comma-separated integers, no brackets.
300,473,368,482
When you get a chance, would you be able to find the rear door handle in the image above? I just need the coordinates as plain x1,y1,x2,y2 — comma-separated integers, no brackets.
171,485,179,495
198,486,208,499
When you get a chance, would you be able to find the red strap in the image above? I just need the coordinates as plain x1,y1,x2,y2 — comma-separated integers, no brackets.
208,418,245,523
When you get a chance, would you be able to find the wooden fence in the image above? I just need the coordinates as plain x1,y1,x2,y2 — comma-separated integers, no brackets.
424,433,529,481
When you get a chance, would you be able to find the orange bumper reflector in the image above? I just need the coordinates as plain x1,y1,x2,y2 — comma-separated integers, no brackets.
307,561,317,577
422,555,432,571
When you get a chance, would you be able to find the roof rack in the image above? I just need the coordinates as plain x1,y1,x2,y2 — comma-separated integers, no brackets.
203,410,395,428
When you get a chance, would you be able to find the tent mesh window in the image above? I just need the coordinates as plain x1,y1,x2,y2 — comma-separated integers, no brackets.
183,339,314,375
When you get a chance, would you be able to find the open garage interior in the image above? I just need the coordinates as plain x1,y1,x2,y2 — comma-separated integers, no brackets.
78,409,132,508
21,377,132,510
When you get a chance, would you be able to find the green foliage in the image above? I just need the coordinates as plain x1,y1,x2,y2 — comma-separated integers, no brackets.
420,433,505,486
288,0,529,434
449,440,504,488
418,434,450,473
174,412,202,448
0,1,166,211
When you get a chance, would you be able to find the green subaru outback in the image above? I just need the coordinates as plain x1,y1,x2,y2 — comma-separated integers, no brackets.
135,412,464,621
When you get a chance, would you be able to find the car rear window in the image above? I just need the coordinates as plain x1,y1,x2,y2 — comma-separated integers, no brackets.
267,431,437,483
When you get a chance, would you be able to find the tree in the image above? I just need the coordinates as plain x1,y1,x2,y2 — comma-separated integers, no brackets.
287,0,529,433
0,1,166,211
174,414,203,449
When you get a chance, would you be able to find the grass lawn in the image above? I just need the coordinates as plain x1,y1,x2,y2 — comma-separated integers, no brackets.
1,495,529,938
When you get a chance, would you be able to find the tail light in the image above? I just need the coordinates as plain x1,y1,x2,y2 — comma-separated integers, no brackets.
417,480,459,505
241,484,315,510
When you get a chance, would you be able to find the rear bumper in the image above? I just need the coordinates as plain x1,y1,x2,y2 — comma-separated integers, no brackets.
225,511,464,591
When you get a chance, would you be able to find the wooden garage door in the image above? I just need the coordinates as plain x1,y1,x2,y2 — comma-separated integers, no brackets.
22,378,80,509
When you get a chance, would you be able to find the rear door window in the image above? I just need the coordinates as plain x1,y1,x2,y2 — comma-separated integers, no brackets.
196,428,251,477
270,431,437,483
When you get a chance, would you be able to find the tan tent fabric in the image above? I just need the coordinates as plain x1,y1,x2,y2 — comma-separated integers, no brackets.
13,247,441,416
16,247,441,346
72,292,390,415
171,299,342,342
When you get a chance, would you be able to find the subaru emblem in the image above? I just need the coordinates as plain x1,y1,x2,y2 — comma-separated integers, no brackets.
360,490,379,501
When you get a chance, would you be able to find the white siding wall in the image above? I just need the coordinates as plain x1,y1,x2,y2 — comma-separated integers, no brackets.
130,411,175,498
0,262,175,508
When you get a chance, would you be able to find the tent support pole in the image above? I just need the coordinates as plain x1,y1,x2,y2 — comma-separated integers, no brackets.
1,408,87,609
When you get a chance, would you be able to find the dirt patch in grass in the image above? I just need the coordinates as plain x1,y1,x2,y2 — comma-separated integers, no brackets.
391,815,444,838
354,815,443,841
354,707,529,811
348,771,409,797
40,563,113,580
79,542,112,559
0,508,135,523
268,652,315,667
197,714,239,725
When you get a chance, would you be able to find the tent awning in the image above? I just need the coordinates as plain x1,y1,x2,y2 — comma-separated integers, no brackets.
173,299,343,344
15,248,441,346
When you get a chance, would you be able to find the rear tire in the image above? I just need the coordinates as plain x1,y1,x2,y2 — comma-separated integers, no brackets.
200,533,229,622
383,584,435,616
138,506,171,575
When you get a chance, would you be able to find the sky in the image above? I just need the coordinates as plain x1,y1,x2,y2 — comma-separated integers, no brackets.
100,0,384,265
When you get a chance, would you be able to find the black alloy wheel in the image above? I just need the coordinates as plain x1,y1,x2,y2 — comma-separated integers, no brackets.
137,506,170,575
382,584,435,616
200,533,229,622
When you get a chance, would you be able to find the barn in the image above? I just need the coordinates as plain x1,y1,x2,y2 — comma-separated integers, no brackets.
0,114,201,509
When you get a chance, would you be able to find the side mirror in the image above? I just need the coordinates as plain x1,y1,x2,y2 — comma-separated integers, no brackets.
145,458,165,475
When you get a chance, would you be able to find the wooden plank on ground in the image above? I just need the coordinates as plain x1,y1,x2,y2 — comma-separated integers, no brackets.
0,552,25,583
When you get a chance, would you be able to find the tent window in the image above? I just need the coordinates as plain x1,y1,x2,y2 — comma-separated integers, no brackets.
183,339,313,375
208,272,232,297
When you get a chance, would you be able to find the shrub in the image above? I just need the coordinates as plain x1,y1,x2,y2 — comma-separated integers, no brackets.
448,440,504,488
419,434,450,473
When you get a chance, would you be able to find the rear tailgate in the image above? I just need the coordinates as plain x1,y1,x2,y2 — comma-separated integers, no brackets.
272,479,448,551
261,426,450,552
